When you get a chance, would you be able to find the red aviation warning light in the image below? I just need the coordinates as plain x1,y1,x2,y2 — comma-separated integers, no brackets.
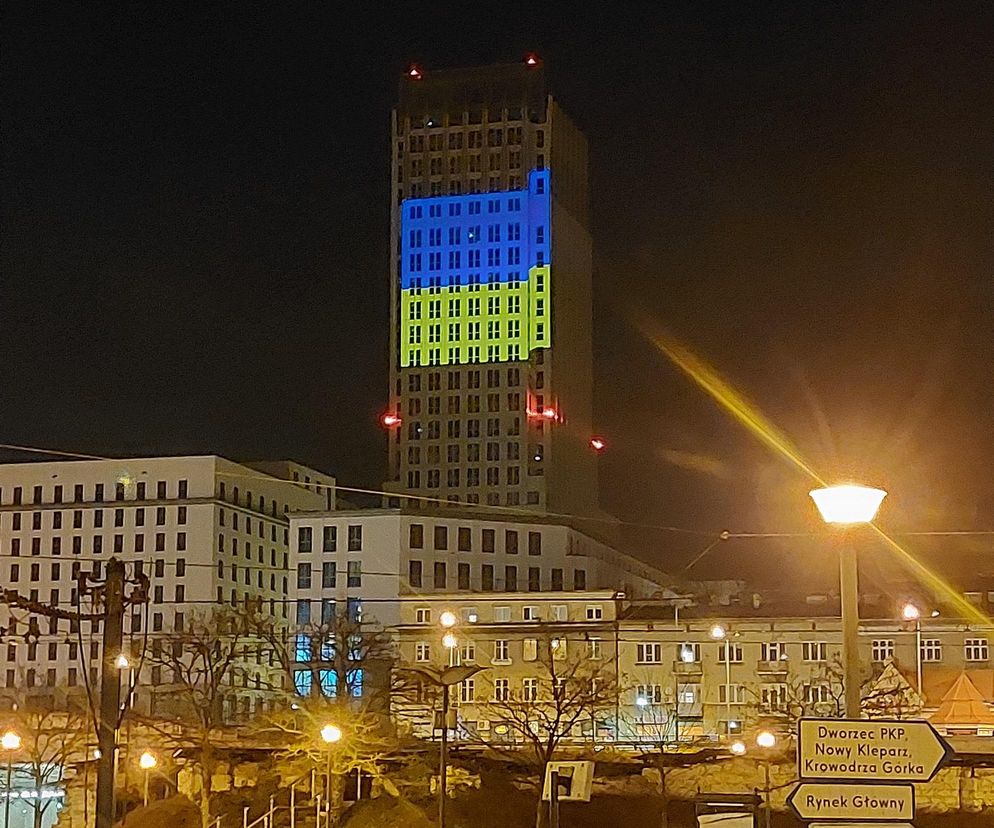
590,437,606,453
408,65,423,80
380,412,402,428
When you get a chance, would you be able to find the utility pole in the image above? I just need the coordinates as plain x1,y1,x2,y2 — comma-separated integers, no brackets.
96,558,126,828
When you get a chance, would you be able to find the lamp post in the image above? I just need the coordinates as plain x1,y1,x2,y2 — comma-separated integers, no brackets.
755,730,776,828
810,484,887,718
403,664,484,828
3,730,21,828
710,625,732,740
320,724,342,825
138,751,157,807
902,603,923,696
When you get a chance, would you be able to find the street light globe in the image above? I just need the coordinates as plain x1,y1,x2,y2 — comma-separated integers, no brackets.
1,731,21,751
321,724,343,744
756,731,776,749
139,751,157,770
902,603,921,621
709,624,727,640
810,485,887,525
442,632,459,650
439,611,457,629
635,696,648,708
730,740,747,755
116,654,130,669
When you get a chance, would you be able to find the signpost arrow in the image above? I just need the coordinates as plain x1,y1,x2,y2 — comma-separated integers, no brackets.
798,717,952,782
787,782,915,822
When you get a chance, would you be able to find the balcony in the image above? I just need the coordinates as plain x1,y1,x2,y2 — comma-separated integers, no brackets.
756,660,790,675
672,660,703,676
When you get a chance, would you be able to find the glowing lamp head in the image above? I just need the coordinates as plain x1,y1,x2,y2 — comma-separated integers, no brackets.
380,412,402,428
756,731,776,749
138,752,157,770
902,603,921,621
635,696,648,708
541,408,557,420
321,724,343,744
439,610,457,629
442,632,458,650
730,740,747,756
709,624,727,640
589,437,606,453
810,485,886,525
408,65,423,80
1,731,21,751
525,53,540,66
116,654,130,669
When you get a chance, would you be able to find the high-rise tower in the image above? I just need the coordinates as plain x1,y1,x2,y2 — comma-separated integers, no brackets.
385,58,597,517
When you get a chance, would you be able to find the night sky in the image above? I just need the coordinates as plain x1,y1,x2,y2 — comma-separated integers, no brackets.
3,4,992,577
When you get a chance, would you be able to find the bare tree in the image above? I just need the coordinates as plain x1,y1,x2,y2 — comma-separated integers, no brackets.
474,630,618,828
241,603,395,706
139,607,256,828
861,658,924,719
746,657,846,733
0,703,89,828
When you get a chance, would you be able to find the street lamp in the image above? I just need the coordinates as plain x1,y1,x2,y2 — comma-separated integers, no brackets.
320,724,343,820
902,603,923,695
3,730,22,828
755,731,777,828
810,484,887,717
710,624,733,740
403,664,484,828
439,611,457,629
730,740,746,756
138,752,157,807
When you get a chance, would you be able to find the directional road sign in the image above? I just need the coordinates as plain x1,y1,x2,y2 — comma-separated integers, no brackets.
810,823,914,828
798,717,951,782
787,782,915,822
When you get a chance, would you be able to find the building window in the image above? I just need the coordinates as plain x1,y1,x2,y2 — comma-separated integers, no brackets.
761,642,787,662
296,600,311,625
761,684,788,712
482,564,494,591
871,639,895,662
434,562,446,589
522,677,538,702
679,643,702,662
802,642,827,662
528,532,542,556
323,526,337,552
434,525,448,550
718,642,743,663
322,562,337,589
636,685,664,706
416,608,432,624
573,569,587,590
347,525,362,551
458,527,472,552
298,527,312,553
636,644,662,664
459,679,475,704
458,563,470,590
588,639,603,660
586,605,603,621
550,569,563,591
493,639,510,664
347,561,361,588
965,638,989,662
505,566,517,591
409,560,423,588
297,564,312,589
416,642,431,663
409,523,424,549
719,684,747,704
920,639,942,662
493,678,510,701
523,606,539,622
528,567,541,591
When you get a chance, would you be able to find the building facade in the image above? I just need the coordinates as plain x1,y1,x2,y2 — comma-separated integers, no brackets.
385,58,598,516
391,593,994,745
288,509,668,628
0,455,331,717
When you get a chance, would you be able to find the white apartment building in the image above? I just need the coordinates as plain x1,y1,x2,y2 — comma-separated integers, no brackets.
288,508,669,628
0,455,332,715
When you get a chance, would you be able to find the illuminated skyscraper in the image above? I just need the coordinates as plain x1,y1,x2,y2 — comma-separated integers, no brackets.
385,58,597,516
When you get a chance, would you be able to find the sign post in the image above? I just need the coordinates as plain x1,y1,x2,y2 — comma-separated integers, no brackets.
787,782,915,822
797,718,951,783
